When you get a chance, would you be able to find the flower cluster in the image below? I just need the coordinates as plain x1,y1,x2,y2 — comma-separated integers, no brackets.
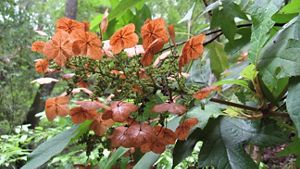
31,16,208,155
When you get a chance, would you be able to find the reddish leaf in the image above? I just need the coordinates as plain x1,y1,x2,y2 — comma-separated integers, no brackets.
45,96,69,121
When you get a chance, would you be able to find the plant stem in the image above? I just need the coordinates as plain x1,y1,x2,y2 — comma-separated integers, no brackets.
161,22,286,53
210,98,259,111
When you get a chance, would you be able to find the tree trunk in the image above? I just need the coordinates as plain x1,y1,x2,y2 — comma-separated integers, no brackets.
65,0,78,19
24,0,78,128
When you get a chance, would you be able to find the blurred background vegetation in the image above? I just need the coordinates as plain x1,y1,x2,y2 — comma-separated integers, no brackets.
0,0,206,168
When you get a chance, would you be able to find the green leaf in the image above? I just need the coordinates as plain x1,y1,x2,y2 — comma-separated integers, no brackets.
241,64,258,81
258,75,288,104
213,79,250,89
272,0,300,23
211,1,248,41
257,15,300,93
134,95,162,122
172,103,223,167
132,4,151,32
187,103,223,129
280,0,300,14
272,13,298,23
278,138,300,167
90,14,103,32
198,117,288,169
178,2,195,23
225,27,251,56
108,0,145,21
286,76,300,136
186,58,211,86
207,41,229,78
246,0,284,64
103,147,129,169
71,120,92,142
172,128,203,168
21,125,79,169
223,61,249,79
201,0,221,16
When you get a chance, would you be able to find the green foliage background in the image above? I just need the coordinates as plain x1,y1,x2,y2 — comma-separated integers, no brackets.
1,0,300,168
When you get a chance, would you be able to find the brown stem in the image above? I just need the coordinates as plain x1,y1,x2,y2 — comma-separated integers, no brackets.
161,32,222,53
161,22,286,53
210,98,289,118
210,97,259,112
263,111,290,117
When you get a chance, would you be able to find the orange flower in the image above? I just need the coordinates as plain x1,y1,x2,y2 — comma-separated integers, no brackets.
193,86,220,100
45,96,69,121
140,136,166,154
109,126,131,148
35,59,49,73
141,18,168,49
110,101,138,122
153,126,177,145
179,34,205,72
100,9,109,34
43,31,73,67
69,106,98,124
126,123,154,147
110,24,139,54
82,21,90,31
90,114,114,136
71,30,103,60
168,24,176,46
56,17,85,33
32,41,45,54
175,118,198,140
140,38,164,66
152,102,187,115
